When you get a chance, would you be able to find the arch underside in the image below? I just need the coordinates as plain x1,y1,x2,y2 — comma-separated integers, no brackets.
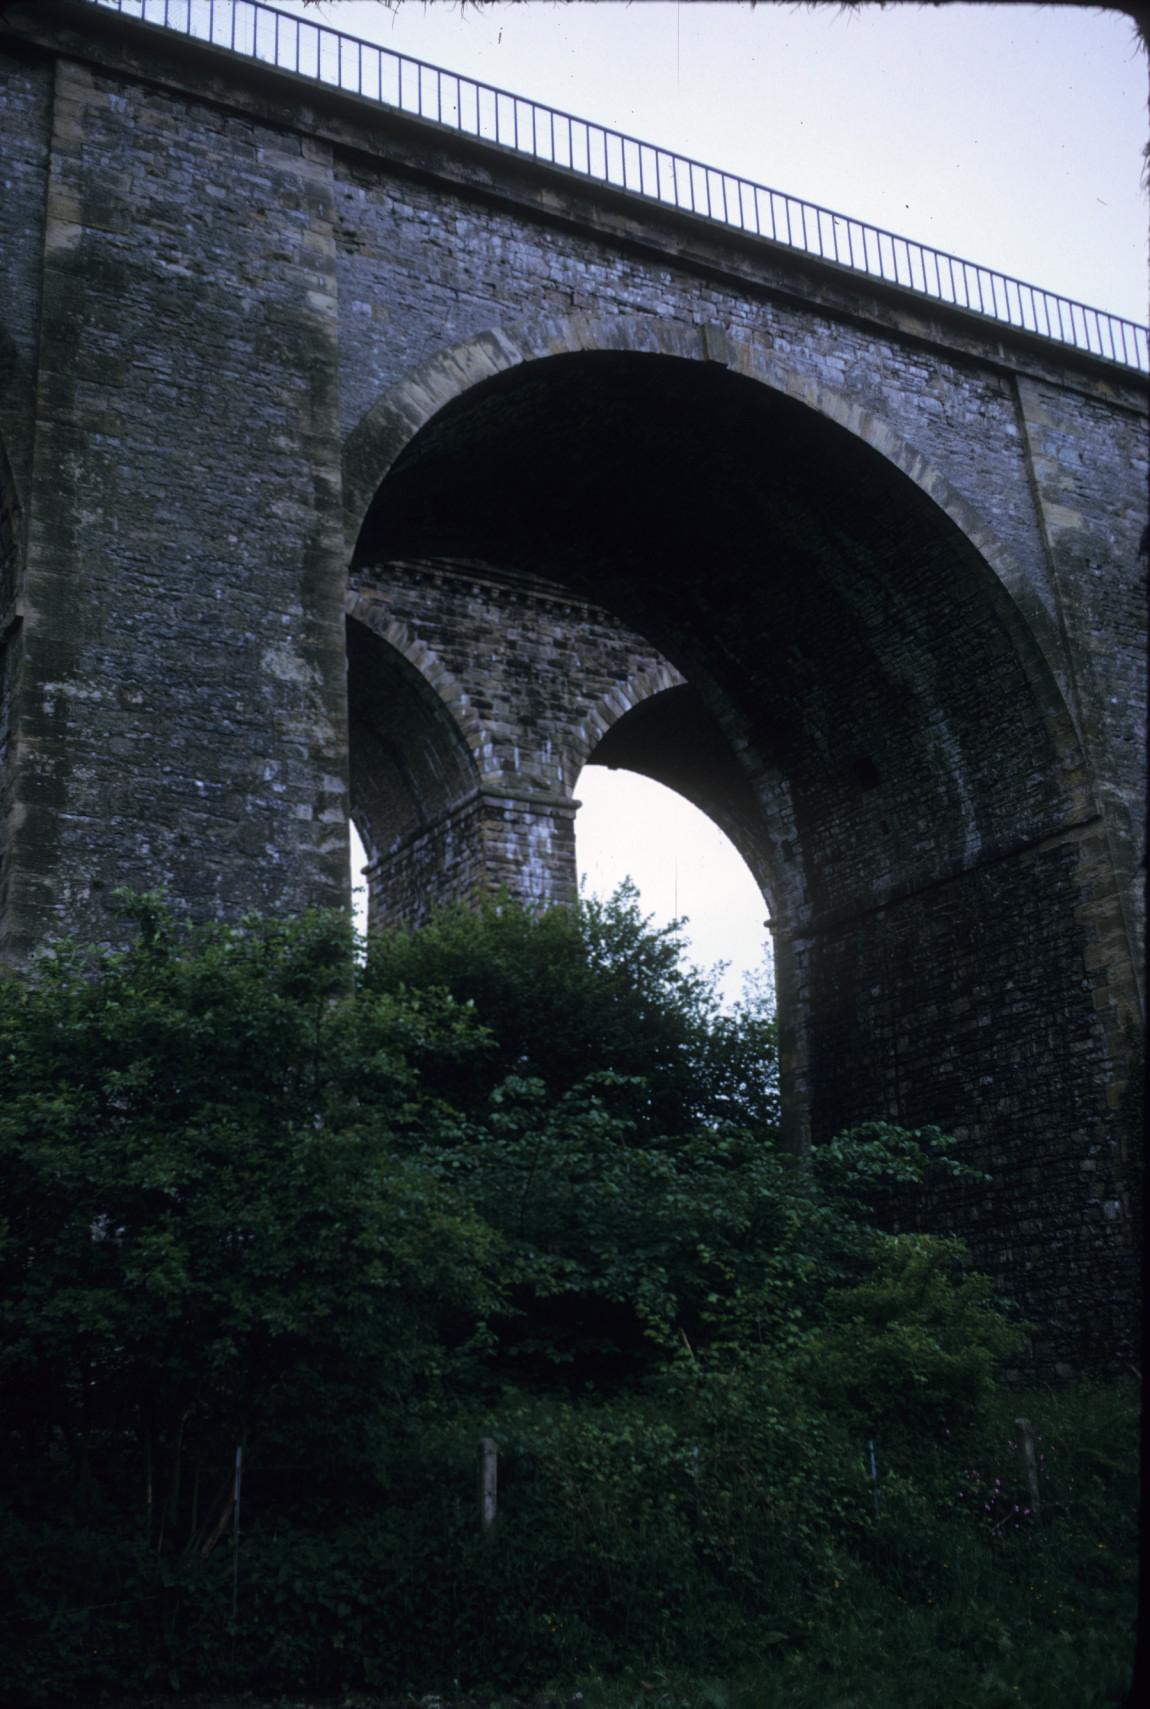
347,615,481,905
353,350,1087,928
344,344,1134,1363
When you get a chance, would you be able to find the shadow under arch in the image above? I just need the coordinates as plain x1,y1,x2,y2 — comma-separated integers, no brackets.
346,611,482,928
343,312,1080,768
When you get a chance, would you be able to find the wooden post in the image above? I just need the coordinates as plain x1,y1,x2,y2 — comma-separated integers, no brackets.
231,1444,243,1620
1015,1417,1040,1515
479,1437,498,1532
867,1438,881,1520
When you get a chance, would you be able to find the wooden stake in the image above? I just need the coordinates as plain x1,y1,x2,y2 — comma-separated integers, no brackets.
231,1445,243,1620
1015,1416,1040,1516
479,1437,498,1532
867,1438,881,1520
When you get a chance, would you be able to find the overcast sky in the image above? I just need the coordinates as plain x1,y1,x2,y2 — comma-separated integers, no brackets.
284,1,1147,320
310,0,1148,998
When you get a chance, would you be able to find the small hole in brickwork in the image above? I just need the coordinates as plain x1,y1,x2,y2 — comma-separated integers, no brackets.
850,753,882,791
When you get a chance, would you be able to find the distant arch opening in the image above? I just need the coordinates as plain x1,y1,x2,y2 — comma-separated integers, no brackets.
584,683,776,905
577,680,777,1008
576,765,774,1011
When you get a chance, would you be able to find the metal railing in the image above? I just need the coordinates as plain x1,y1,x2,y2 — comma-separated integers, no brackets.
80,0,1149,372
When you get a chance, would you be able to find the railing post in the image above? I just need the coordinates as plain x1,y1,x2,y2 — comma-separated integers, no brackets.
72,0,1149,372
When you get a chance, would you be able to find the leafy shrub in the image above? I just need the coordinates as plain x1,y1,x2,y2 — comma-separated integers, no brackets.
0,892,1133,1704
791,1233,1028,1444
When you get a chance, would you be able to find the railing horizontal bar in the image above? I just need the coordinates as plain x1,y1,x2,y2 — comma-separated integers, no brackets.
79,0,1147,372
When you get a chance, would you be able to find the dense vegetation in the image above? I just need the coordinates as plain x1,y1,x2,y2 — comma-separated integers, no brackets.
0,891,1136,1707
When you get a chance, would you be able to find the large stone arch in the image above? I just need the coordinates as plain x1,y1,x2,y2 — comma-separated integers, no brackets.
341,316,1137,1368
342,313,1093,968
342,313,1081,769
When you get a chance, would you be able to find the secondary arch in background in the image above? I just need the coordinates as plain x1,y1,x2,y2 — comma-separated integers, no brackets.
346,587,490,779
344,608,480,876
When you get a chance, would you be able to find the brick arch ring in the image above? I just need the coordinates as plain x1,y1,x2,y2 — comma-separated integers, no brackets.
344,592,486,782
346,588,688,800
342,312,1082,772
562,662,686,799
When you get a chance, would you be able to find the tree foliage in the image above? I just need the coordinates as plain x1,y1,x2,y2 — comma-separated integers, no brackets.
0,890,1124,1707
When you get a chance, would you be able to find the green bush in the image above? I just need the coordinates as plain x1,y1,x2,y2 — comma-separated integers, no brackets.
0,893,1135,1704
791,1232,1028,1445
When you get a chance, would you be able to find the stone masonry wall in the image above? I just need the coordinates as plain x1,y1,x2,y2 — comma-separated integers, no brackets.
0,5,1143,1364
2,51,352,956
800,821,1135,1367
0,42,52,498
365,788,579,928
1014,376,1147,985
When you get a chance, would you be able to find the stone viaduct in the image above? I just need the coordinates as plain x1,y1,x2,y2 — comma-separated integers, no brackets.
0,0,1146,1367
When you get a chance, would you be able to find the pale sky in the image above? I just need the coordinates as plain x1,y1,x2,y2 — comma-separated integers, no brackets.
311,0,1148,1000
